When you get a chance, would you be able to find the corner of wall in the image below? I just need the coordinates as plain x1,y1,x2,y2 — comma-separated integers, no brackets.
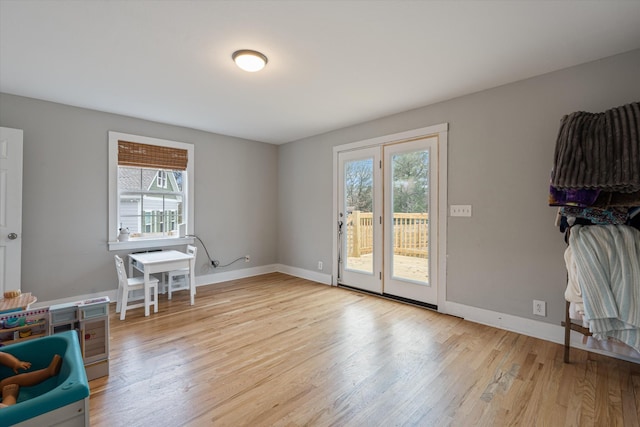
275,264,333,285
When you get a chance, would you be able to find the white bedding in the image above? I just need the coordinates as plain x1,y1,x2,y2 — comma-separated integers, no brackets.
564,245,584,316
567,301,640,359
565,224,640,354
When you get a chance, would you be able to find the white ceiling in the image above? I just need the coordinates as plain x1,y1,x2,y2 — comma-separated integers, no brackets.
1,1,640,145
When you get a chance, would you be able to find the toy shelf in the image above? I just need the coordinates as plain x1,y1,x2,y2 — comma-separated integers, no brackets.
0,308,49,346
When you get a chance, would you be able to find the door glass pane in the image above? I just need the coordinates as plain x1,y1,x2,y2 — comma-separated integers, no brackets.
344,158,374,274
391,149,429,284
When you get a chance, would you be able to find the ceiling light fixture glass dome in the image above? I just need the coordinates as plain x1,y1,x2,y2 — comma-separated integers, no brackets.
232,49,268,72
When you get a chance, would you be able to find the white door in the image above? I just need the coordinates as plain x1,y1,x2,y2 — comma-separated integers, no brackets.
383,137,438,305
0,127,23,295
336,135,441,307
337,147,382,293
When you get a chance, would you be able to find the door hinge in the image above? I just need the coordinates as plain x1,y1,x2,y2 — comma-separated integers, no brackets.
380,272,382,280
380,160,382,169
379,216,382,224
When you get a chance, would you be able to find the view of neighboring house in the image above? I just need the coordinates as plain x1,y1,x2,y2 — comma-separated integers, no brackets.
118,167,184,238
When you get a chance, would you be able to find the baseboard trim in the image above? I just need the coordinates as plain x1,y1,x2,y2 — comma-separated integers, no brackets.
442,301,639,364
275,264,332,285
443,301,564,343
35,264,322,308
198,264,331,286
34,264,281,308
196,264,279,286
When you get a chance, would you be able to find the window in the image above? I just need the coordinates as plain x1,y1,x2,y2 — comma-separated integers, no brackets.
120,168,182,235
156,170,167,188
108,132,194,250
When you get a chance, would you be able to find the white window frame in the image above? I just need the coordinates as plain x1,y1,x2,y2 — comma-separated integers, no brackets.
108,131,194,251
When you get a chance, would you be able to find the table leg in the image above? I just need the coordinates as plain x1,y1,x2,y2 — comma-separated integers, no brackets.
144,270,151,316
189,258,196,305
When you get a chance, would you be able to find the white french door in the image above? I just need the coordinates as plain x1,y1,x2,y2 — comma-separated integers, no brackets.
383,137,438,305
336,131,443,308
337,147,382,293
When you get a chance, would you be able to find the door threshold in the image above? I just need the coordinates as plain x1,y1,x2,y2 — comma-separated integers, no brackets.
338,284,437,311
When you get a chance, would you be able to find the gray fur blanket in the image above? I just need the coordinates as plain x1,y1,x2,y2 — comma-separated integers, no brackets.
551,102,640,193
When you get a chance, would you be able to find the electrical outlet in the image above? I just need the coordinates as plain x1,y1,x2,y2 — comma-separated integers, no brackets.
245,255,250,263
533,300,546,317
318,261,323,270
450,205,472,217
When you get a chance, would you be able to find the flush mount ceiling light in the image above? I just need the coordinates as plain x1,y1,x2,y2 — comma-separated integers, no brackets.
232,49,268,72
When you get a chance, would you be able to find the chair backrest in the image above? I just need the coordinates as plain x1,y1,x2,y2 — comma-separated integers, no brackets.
187,245,197,257
114,255,128,286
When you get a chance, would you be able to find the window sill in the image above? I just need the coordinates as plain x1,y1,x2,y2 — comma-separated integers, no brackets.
108,237,194,252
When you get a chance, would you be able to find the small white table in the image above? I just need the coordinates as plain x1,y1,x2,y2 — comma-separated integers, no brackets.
128,250,196,307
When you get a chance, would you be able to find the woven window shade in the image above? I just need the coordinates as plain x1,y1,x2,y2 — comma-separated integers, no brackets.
118,140,188,170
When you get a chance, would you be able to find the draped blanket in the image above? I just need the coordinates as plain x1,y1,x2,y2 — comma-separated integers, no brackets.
552,102,640,193
563,245,584,315
569,225,640,352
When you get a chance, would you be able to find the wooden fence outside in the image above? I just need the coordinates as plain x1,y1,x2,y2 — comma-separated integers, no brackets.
346,211,428,258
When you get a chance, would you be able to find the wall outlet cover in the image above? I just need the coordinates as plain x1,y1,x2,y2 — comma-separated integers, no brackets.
533,300,546,317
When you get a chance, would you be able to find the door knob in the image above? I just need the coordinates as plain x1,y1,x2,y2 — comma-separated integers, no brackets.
7,233,17,240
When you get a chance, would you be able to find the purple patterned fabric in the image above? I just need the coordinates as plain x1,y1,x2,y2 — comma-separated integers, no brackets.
549,185,600,207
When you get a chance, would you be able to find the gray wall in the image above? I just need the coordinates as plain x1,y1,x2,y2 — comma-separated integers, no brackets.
0,94,279,301
1,49,638,324
277,49,640,326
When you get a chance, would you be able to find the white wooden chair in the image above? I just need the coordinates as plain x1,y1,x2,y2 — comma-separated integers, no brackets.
163,245,197,300
114,254,158,320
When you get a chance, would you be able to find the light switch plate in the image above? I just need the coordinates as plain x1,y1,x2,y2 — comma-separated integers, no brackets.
450,205,472,217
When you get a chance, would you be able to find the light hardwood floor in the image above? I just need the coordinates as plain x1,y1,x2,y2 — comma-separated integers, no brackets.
89,273,640,426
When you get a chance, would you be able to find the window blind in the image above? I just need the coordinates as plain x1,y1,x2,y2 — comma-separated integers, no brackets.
118,140,188,171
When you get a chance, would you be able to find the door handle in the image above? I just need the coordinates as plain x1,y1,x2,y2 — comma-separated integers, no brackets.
7,233,18,240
